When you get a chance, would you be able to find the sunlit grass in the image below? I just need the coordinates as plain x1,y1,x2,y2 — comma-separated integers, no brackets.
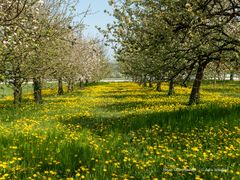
0,82,239,179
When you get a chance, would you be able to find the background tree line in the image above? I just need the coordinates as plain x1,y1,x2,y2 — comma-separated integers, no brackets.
0,0,111,105
102,0,240,105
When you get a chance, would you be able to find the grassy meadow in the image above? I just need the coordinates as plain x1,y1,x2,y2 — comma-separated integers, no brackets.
0,82,239,179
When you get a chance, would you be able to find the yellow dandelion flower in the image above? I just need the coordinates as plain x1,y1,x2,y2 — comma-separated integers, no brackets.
10,146,18,149
191,147,199,152
195,175,203,180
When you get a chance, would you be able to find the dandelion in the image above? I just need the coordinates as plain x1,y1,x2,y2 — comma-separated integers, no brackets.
195,175,203,180
191,147,199,152
9,146,18,149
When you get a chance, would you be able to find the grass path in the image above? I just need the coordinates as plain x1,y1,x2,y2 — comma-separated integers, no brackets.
0,82,239,179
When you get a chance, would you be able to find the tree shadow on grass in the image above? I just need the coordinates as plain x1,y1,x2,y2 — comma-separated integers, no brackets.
99,91,188,102
60,104,240,135
100,100,187,112
203,87,240,98
100,101,145,111
202,81,240,96
100,93,164,100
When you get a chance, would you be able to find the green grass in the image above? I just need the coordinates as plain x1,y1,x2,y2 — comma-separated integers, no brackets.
0,82,60,98
0,81,239,179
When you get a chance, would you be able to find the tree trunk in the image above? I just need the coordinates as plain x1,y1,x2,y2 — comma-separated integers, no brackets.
149,78,153,88
67,79,74,93
143,75,147,87
213,73,217,85
33,77,42,104
223,73,226,81
189,62,208,105
132,77,136,82
58,78,64,95
230,72,234,81
217,72,221,80
79,80,84,89
138,78,142,86
85,79,89,86
156,81,162,92
168,80,175,96
13,78,22,105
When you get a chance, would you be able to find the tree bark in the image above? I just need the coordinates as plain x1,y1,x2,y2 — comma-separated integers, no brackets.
189,62,208,105
217,72,221,80
13,78,22,105
149,78,153,88
138,78,142,86
79,80,84,89
168,80,175,96
223,73,226,81
213,73,217,85
230,72,234,81
132,77,136,82
85,79,89,86
143,75,147,87
33,77,42,104
67,79,74,93
156,81,162,92
58,78,64,95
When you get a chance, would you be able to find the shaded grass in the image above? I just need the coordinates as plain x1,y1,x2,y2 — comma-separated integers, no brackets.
61,103,240,135
0,82,239,179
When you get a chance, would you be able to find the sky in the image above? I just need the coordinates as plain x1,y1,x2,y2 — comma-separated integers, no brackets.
77,0,115,60
77,0,114,39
